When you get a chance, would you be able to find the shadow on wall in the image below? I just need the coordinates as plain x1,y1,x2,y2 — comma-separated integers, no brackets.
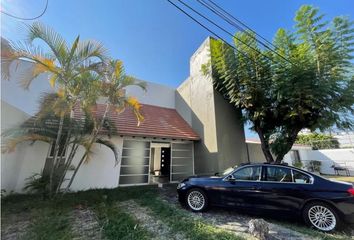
175,91,218,175
175,90,247,175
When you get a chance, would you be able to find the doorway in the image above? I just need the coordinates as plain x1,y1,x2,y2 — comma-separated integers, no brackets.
150,142,171,183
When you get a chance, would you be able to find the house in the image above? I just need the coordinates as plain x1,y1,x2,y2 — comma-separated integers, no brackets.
1,37,248,193
246,139,354,175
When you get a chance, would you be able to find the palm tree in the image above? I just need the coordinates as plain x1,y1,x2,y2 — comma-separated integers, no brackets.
64,60,146,192
2,22,109,195
1,93,119,194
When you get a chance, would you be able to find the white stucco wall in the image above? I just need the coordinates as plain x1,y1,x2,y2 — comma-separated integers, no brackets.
1,101,30,192
1,60,53,116
297,148,354,175
1,101,50,193
126,80,175,109
63,136,124,191
14,142,50,192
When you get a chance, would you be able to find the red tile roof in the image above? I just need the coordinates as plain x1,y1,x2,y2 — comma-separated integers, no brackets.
74,104,200,140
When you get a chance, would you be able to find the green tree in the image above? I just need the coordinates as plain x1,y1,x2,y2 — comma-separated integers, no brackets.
205,5,354,163
295,133,340,150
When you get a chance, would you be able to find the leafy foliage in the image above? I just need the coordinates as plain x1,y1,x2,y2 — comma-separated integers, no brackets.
23,173,50,198
205,5,354,162
296,133,340,150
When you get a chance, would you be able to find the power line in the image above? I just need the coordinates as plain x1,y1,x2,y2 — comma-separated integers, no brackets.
176,0,277,64
0,0,48,20
196,0,293,64
166,0,283,92
204,0,279,51
166,0,259,63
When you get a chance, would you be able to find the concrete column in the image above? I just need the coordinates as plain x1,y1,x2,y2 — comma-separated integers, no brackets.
176,37,248,175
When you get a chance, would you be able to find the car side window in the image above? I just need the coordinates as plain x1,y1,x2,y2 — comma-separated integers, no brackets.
293,170,311,184
232,166,261,181
266,166,292,182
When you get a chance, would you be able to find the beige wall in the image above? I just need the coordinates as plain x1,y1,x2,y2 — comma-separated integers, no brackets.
246,142,267,163
176,38,247,175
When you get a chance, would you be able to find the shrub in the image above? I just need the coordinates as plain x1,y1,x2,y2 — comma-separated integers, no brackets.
24,173,50,198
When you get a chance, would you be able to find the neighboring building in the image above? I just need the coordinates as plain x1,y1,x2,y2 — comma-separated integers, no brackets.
246,139,354,176
1,37,248,193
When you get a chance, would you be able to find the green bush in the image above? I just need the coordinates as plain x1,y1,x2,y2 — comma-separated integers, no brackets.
296,133,339,150
23,173,50,198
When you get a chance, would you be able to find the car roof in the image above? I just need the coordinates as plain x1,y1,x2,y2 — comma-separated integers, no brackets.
240,162,290,167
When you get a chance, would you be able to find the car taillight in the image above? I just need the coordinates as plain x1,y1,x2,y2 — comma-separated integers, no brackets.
348,188,354,196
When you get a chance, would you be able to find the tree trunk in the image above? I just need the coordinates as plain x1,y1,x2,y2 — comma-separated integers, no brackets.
274,129,301,163
257,130,274,163
64,150,88,192
64,104,110,193
49,113,65,196
56,143,79,193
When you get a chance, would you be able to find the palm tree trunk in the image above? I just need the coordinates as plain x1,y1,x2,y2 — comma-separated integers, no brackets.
64,104,110,192
49,113,65,196
55,142,78,194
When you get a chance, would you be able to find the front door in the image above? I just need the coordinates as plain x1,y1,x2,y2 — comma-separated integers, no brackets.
160,147,171,176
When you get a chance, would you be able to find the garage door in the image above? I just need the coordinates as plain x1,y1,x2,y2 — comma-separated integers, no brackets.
171,142,194,182
119,140,150,185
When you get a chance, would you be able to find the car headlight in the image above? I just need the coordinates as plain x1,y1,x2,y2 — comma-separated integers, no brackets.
177,182,186,189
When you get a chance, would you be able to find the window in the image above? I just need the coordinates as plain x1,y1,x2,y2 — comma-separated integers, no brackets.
266,166,292,182
293,170,311,184
233,166,261,181
48,141,66,157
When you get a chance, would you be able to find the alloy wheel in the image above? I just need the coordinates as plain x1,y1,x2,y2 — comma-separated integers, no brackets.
308,205,336,231
187,190,205,211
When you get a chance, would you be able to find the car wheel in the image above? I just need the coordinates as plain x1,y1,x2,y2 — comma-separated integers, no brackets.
303,201,340,232
186,188,208,212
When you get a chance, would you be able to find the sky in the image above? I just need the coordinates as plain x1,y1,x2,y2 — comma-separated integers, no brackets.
1,0,353,138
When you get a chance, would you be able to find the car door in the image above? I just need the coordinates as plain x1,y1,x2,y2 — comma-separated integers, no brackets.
257,166,311,213
220,165,264,209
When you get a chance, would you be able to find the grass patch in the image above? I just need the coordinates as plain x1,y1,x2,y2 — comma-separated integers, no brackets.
24,209,73,240
137,193,245,240
273,221,352,240
2,185,352,240
2,187,155,240
94,202,152,240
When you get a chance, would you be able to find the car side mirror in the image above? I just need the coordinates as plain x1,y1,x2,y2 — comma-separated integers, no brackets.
214,172,219,176
226,175,236,181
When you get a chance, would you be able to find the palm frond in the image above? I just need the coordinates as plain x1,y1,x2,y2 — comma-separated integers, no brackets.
95,137,119,165
3,40,59,89
1,38,14,80
121,76,147,91
27,22,69,66
125,96,144,126
74,40,109,66
2,134,52,153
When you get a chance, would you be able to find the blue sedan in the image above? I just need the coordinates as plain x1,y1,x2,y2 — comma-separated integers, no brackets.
177,163,354,232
